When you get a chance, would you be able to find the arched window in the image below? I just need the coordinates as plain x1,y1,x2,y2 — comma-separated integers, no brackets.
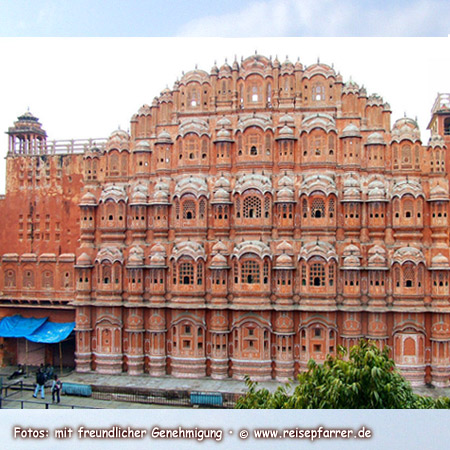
42,270,53,288
401,144,411,166
23,269,35,288
444,118,450,135
241,260,260,284
309,261,325,286
243,195,261,218
311,198,325,218
403,264,415,288
312,84,325,101
179,262,194,285
102,265,111,284
403,198,414,219
182,199,196,220
4,269,16,288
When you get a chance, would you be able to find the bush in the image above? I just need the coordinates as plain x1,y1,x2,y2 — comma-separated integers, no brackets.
236,340,450,409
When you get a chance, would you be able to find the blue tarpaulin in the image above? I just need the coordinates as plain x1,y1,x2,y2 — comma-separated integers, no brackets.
0,315,75,343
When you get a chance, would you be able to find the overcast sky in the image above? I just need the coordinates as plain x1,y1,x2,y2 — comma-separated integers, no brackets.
0,0,449,37
0,37,449,194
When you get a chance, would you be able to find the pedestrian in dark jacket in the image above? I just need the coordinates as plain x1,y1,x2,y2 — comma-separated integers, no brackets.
33,369,46,399
51,375,62,403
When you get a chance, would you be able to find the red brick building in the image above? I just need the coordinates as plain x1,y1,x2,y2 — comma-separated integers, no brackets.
1,54,450,386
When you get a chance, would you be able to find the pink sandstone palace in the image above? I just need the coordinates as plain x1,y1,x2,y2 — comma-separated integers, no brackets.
0,54,449,386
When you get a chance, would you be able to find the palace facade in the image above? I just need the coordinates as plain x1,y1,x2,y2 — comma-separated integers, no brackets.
1,55,450,385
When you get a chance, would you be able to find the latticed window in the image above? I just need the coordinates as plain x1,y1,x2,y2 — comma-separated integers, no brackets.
329,198,335,218
197,262,203,285
241,260,260,284
311,198,325,218
302,199,308,218
175,199,180,220
301,264,307,286
417,265,424,287
309,262,325,286
23,270,35,288
247,133,260,155
4,269,16,287
234,261,239,284
402,144,411,165
329,264,335,286
394,199,400,218
199,199,206,219
182,200,196,220
404,198,414,218
42,270,53,288
235,197,241,218
263,261,269,284
265,134,271,153
243,196,261,218
201,140,208,159
179,262,194,285
172,261,177,285
313,84,325,101
404,264,415,288
264,196,271,218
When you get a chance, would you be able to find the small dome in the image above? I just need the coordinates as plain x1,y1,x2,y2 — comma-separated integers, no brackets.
216,116,232,128
109,129,129,141
156,130,172,144
215,128,233,141
214,175,231,189
367,132,386,145
76,252,92,266
276,240,294,254
79,191,97,206
428,133,446,148
130,189,147,205
343,244,361,257
432,253,450,268
277,187,295,203
128,246,145,267
279,114,294,126
212,240,228,254
275,253,294,268
210,253,228,269
134,140,151,152
429,183,449,201
212,187,231,203
276,125,296,140
149,253,166,267
343,255,361,268
341,123,361,138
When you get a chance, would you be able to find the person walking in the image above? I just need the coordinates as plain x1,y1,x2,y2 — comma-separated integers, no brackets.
51,375,62,403
33,368,46,399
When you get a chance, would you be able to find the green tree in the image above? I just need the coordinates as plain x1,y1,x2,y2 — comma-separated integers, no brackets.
236,340,450,409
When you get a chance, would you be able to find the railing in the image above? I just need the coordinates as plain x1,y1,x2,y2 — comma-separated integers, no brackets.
0,378,96,409
9,137,107,156
91,385,242,408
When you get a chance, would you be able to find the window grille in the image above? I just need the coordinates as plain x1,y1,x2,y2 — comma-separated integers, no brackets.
241,260,260,284
264,196,271,218
243,196,261,218
329,264,335,286
199,199,206,219
404,264,415,287
183,200,196,220
197,262,203,285
179,262,194,285
329,197,335,217
311,198,325,218
302,199,308,218
309,262,325,286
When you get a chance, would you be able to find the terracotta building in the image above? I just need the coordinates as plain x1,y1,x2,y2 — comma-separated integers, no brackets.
1,55,450,386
